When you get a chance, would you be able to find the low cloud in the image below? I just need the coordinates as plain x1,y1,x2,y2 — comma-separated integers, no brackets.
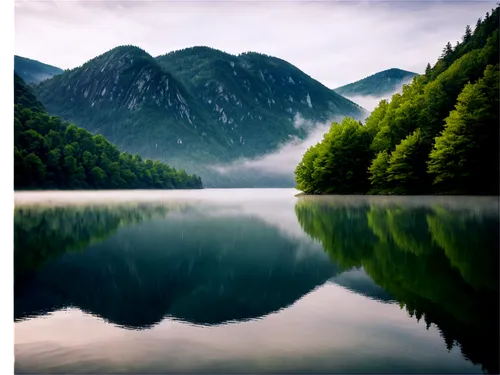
343,95,386,113
343,77,416,112
210,114,340,177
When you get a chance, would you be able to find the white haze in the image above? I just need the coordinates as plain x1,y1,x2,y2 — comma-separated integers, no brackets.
209,76,416,179
343,95,386,113
211,114,342,176
342,77,416,112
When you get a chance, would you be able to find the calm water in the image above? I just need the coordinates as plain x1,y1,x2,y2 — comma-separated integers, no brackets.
14,189,499,374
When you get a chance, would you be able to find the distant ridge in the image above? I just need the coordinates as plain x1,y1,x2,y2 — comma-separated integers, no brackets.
14,55,63,84
334,68,418,98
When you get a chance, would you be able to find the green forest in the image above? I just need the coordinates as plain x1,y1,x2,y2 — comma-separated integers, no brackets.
14,74,203,190
295,198,499,374
295,7,499,195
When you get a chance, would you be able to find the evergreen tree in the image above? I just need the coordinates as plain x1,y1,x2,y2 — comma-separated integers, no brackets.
427,65,499,194
385,129,429,194
463,25,472,42
475,18,482,31
442,42,453,59
425,63,432,77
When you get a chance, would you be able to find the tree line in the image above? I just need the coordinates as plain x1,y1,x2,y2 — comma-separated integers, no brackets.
14,74,203,190
295,7,499,195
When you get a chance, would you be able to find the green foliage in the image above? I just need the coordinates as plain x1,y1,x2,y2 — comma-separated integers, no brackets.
14,74,202,190
295,144,321,193
385,129,430,194
295,198,499,374
294,117,373,194
295,6,499,195
368,151,390,194
14,74,45,112
428,65,499,194
364,99,389,137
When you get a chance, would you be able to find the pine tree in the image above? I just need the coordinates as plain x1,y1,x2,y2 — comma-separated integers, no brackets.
463,25,472,42
476,18,482,31
425,63,431,76
441,42,453,60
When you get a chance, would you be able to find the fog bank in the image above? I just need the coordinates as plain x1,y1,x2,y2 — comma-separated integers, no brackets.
210,115,342,180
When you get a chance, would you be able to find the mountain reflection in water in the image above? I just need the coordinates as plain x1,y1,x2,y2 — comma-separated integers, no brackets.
14,191,499,374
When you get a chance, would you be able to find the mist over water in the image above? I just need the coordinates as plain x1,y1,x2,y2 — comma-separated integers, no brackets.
14,190,498,374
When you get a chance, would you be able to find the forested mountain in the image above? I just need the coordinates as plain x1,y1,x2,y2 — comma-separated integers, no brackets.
14,73,202,190
296,6,499,195
33,46,366,170
334,68,418,98
156,47,365,144
14,55,63,84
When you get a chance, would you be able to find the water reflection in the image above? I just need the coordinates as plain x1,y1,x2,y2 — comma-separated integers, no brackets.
295,196,499,374
15,203,339,329
14,193,499,374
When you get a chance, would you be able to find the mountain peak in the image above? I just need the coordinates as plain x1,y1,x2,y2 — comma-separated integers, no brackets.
158,46,234,61
35,44,366,181
334,68,418,98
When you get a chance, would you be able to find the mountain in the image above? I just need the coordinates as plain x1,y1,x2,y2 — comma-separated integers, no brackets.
14,55,63,84
14,73,202,190
296,6,499,195
334,68,418,98
156,46,365,135
33,46,367,171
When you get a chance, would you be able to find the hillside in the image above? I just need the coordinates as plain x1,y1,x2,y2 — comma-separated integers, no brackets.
14,73,202,190
334,68,418,98
156,47,364,135
14,55,63,84
296,6,499,195
33,46,367,171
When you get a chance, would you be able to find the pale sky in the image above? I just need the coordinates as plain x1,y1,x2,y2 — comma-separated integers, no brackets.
14,0,497,89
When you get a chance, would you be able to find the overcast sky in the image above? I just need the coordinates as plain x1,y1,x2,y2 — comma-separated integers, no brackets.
14,0,497,88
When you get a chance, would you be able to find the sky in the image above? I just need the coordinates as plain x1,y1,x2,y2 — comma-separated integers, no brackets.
14,0,497,89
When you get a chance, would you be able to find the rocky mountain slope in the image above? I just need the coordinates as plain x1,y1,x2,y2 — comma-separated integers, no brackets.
34,45,367,169
334,68,418,98
15,72,202,190
15,55,63,84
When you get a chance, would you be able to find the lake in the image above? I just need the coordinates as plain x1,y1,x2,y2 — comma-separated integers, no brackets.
14,189,499,374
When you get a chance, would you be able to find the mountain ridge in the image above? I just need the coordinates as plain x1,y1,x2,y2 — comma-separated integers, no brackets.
14,55,64,84
33,45,367,172
334,68,419,98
